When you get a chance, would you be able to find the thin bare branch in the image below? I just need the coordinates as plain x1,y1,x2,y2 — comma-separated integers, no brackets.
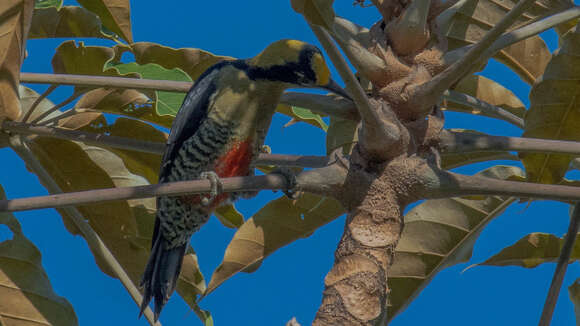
443,90,524,128
38,108,78,126
8,135,161,326
430,171,580,202
21,85,58,122
1,120,328,168
0,174,289,212
538,204,580,326
30,91,82,124
413,0,536,110
2,120,165,153
20,72,192,92
441,131,580,156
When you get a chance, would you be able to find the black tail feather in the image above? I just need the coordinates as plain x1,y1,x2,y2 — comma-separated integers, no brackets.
139,228,187,321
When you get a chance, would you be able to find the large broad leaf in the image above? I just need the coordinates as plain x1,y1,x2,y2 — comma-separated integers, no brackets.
521,26,580,184
569,278,580,325
75,87,173,128
106,62,192,116
29,6,105,39
207,193,345,294
52,40,139,95
130,42,233,81
76,0,132,43
17,87,206,313
472,232,580,268
0,185,78,326
444,0,570,84
443,75,526,118
386,165,523,320
290,0,335,30
0,0,34,121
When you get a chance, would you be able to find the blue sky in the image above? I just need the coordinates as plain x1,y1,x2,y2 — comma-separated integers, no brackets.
0,1,578,325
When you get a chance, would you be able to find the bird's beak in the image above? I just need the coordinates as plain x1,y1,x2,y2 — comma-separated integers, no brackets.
318,79,352,101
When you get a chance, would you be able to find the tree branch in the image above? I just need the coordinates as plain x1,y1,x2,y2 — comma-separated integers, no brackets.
538,204,580,326
8,135,161,326
21,84,58,122
443,90,524,128
1,120,329,168
411,0,536,112
280,91,359,121
441,131,580,156
309,23,401,160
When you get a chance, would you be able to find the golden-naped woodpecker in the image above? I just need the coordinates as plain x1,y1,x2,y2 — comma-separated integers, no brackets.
139,39,349,320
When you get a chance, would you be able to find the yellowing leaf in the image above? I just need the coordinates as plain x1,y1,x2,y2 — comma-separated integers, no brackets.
291,0,335,29
130,42,233,81
29,6,104,39
568,278,580,325
443,75,526,118
445,0,570,84
0,0,34,121
0,184,78,325
75,87,173,128
214,204,245,229
522,26,580,184
207,193,345,294
76,0,132,43
474,232,580,268
387,165,522,320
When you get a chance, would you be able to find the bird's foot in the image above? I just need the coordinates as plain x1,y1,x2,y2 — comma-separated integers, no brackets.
200,171,223,206
271,167,299,200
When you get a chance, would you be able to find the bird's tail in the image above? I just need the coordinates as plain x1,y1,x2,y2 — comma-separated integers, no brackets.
139,222,187,321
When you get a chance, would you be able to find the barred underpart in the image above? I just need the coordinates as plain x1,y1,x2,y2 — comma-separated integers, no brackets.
158,118,235,248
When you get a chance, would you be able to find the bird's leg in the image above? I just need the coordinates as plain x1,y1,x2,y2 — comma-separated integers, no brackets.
271,166,299,199
200,171,223,206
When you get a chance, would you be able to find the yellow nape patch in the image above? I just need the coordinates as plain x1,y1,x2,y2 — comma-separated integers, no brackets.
250,39,307,68
313,53,330,86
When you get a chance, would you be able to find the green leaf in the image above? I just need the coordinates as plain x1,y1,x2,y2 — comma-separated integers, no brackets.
290,106,328,131
325,115,358,155
76,0,133,43
387,165,522,320
130,42,233,81
0,184,78,325
472,232,580,268
34,0,62,9
207,194,345,294
522,26,580,184
30,6,105,39
107,62,193,116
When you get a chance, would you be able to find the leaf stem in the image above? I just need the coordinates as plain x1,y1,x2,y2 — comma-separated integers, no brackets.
538,204,580,326
21,84,58,122
443,90,524,128
8,135,161,326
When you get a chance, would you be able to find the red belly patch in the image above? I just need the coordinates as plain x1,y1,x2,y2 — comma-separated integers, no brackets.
181,139,253,210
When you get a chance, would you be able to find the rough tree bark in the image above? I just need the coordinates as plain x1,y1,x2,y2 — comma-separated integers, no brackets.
311,0,533,324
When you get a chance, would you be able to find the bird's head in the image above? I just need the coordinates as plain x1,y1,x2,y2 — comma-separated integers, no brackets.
249,39,351,99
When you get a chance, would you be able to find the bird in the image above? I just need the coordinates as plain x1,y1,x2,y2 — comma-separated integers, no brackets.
139,39,350,321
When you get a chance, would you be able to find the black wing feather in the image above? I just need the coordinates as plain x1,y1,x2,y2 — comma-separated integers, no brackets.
159,62,232,181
